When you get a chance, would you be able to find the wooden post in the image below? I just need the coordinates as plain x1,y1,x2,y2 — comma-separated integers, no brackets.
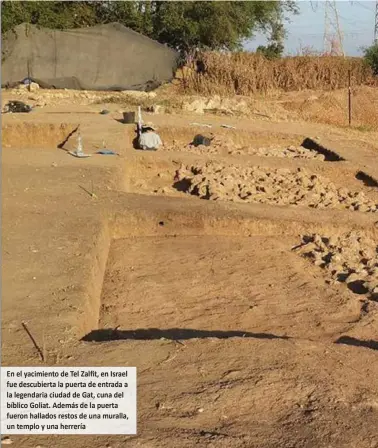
27,59,31,92
348,70,352,126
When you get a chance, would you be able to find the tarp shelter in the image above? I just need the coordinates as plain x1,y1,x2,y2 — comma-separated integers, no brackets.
1,23,178,91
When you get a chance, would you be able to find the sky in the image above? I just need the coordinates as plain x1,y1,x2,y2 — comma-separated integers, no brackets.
244,0,376,56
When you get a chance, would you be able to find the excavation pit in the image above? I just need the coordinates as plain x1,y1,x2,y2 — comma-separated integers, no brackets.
164,141,328,160
2,117,130,156
2,122,79,150
83,234,360,342
155,127,342,162
226,144,326,160
156,127,303,151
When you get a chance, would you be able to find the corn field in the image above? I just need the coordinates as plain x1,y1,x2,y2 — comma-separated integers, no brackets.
180,52,377,96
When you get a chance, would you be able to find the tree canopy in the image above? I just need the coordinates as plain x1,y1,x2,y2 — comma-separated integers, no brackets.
364,43,378,75
1,1,298,53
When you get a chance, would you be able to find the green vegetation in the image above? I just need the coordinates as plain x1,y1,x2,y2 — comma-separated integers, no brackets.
363,42,378,75
1,1,297,53
256,20,285,59
1,1,98,31
256,42,284,59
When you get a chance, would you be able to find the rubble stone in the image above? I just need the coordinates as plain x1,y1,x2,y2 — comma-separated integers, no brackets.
175,162,378,214
293,231,378,300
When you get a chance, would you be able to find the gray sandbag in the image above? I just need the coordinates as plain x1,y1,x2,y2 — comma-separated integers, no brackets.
192,134,213,147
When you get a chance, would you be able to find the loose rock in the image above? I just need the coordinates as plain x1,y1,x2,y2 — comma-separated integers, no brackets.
175,162,378,213
293,231,378,300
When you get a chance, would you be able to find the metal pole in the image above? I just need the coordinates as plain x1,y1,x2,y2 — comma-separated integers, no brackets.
348,70,352,126
137,105,143,138
375,1,378,43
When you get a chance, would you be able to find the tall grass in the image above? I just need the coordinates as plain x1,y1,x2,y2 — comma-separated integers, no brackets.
180,52,376,96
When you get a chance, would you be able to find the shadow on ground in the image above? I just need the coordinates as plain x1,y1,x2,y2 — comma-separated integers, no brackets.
57,125,79,149
82,328,291,342
355,170,378,188
173,179,192,192
336,336,378,351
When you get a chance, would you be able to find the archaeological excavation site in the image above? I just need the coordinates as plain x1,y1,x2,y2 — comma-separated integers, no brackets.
2,96,378,448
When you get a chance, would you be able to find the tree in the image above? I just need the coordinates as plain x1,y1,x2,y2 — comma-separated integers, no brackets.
150,1,297,53
363,43,378,75
1,1,98,33
1,1,298,54
256,19,286,59
89,1,155,36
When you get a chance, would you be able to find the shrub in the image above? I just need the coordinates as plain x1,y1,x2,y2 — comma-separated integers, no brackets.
363,43,378,75
256,43,284,60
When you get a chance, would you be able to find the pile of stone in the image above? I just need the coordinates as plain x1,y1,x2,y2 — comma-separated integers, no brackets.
293,232,378,300
175,163,378,212
228,145,325,161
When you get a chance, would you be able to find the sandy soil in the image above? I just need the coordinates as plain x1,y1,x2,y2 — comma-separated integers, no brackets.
2,88,378,448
